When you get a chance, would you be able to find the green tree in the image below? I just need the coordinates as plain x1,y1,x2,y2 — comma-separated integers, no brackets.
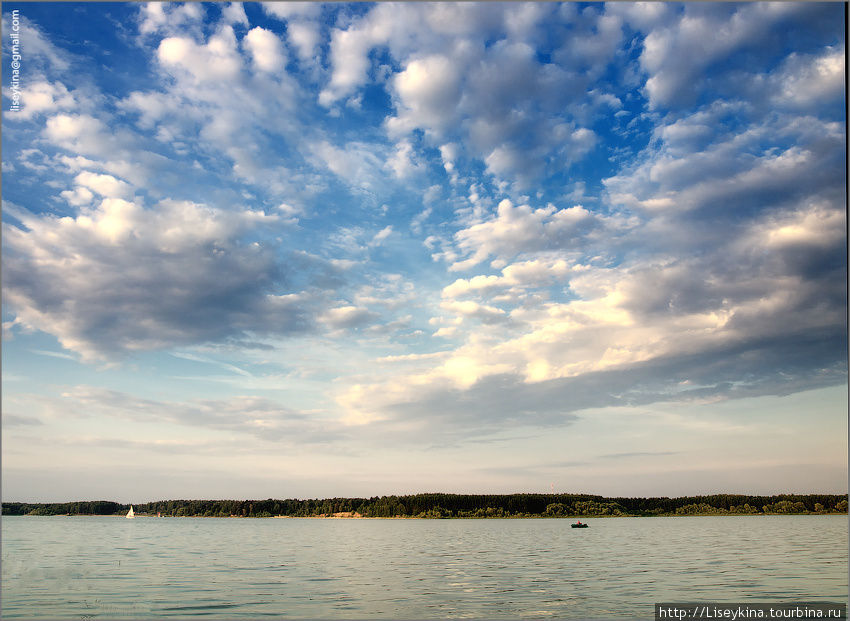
545,503,568,516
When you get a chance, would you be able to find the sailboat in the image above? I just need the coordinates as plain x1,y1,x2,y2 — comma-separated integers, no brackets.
126,506,135,519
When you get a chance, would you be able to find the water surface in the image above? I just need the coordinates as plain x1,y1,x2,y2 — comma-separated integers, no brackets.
2,515,846,618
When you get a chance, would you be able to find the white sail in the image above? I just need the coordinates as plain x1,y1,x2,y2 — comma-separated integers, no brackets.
126,506,134,519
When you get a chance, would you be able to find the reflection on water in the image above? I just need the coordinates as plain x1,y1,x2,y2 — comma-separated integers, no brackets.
2,515,847,618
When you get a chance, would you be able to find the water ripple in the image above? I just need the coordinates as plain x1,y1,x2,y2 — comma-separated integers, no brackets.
2,515,847,619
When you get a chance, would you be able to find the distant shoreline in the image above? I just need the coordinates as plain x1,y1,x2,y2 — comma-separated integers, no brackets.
9,513,849,520
8,511,849,519
5,493,846,519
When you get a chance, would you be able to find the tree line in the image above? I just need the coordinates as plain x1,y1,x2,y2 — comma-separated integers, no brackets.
3,493,847,518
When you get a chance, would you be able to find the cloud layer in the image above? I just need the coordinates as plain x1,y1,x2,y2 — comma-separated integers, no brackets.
2,3,845,490
3,199,314,360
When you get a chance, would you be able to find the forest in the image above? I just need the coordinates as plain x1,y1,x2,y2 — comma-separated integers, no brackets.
3,493,847,518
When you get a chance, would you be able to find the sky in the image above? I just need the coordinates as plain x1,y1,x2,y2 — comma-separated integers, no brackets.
1,2,846,504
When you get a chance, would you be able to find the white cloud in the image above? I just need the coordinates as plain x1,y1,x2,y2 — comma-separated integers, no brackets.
334,110,845,433
314,4,619,185
440,300,508,325
259,2,322,65
556,10,624,74
439,143,458,172
605,111,845,226
319,29,380,106
6,81,76,120
1,199,323,361
261,2,322,21
443,258,573,299
772,46,845,110
636,3,840,110
124,16,304,195
286,21,321,64
451,199,607,271
4,1,845,473
390,54,463,136
59,186,94,207
307,140,385,190
44,114,111,156
758,203,845,252
244,27,285,73
73,171,133,199
502,2,554,43
320,306,380,331
385,140,420,179
139,2,204,37
274,202,303,224
220,3,249,27
607,2,673,32
3,14,70,72
120,91,179,129
370,225,393,246
158,27,242,83
318,4,499,108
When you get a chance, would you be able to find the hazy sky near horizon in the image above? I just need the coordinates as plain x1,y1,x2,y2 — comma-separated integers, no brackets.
2,2,846,503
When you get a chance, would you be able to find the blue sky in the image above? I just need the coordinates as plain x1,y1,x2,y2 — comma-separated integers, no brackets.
2,2,846,503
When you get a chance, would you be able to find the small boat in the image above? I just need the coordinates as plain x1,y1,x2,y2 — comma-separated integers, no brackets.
571,521,588,528
126,506,135,519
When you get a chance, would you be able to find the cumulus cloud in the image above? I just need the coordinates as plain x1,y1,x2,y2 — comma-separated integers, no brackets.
440,300,508,326
385,141,421,179
72,171,133,199
320,306,381,331
38,110,185,196
341,326,845,443
634,3,842,110
5,81,76,121
390,54,463,136
388,36,599,186
261,2,322,21
604,107,846,235
220,3,248,27
139,2,204,37
3,1,845,457
450,199,614,271
285,20,321,64
317,3,612,186
338,220,845,438
259,2,322,65
2,199,317,361
770,45,845,110
244,27,286,73
443,258,573,299
318,24,381,107
306,140,386,190
335,83,845,438
123,13,305,194
44,113,113,156
158,27,242,83
59,186,95,207
2,13,70,73
319,2,506,109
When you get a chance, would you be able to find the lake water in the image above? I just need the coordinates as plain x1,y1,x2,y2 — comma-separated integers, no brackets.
2,515,847,619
